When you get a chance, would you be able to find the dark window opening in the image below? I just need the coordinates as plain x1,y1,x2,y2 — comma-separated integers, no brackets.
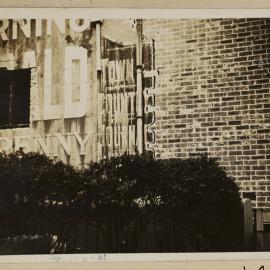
0,68,31,129
242,192,256,201
263,223,270,232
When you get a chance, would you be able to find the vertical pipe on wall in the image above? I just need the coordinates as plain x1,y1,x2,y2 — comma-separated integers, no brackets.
136,19,144,154
96,21,101,72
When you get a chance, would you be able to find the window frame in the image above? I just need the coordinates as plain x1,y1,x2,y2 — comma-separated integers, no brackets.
0,68,31,129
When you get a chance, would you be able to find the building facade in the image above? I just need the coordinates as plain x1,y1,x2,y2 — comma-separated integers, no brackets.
0,18,269,232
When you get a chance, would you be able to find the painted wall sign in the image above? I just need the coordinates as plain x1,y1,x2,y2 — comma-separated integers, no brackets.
23,46,88,121
0,132,90,157
97,40,137,158
0,20,156,165
0,19,91,41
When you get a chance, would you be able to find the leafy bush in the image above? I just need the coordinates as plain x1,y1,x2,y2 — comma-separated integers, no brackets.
0,151,243,252
0,151,80,220
81,153,242,252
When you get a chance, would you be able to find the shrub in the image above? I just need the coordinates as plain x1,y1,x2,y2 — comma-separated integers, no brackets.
0,151,243,252
0,151,80,220
82,153,243,252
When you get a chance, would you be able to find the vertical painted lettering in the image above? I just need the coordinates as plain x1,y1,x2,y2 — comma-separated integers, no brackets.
64,46,88,118
12,19,31,39
0,20,8,41
69,19,90,32
43,49,61,120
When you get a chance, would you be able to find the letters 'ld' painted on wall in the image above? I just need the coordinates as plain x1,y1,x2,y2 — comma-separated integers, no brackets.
0,19,156,164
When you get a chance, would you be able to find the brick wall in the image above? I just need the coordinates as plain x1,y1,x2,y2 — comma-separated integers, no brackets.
143,19,270,209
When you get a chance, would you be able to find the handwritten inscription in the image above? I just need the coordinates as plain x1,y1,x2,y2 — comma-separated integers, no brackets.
243,266,264,270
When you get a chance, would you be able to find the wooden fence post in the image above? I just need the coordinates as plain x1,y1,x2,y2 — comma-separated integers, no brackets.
255,209,264,251
242,198,254,250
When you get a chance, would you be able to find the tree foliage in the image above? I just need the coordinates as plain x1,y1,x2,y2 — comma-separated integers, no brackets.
0,151,80,220
0,151,243,252
80,153,243,251
80,153,242,218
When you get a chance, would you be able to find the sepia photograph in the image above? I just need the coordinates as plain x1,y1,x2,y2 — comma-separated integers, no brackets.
0,14,269,256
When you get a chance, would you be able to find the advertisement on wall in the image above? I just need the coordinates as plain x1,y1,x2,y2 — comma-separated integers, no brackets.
0,19,156,165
